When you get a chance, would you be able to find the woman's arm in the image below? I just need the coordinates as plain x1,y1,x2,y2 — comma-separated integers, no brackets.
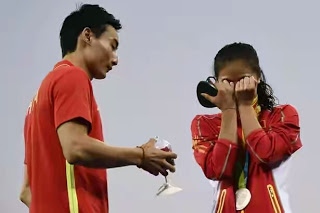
191,114,239,180
239,105,302,164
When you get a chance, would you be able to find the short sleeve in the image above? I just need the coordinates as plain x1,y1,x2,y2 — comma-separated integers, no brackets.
53,68,92,130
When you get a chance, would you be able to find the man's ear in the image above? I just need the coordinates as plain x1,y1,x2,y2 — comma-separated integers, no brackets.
80,27,93,45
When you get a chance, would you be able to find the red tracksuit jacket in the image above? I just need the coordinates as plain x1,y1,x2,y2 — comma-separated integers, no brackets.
191,105,302,213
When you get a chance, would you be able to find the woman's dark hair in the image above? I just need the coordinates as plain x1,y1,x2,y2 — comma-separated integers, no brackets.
60,4,122,57
214,42,277,110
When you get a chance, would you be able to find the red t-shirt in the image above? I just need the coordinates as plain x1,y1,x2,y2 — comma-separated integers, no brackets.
24,60,109,213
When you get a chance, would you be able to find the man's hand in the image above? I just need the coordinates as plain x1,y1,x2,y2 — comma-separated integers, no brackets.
138,139,177,176
235,76,258,106
201,80,236,111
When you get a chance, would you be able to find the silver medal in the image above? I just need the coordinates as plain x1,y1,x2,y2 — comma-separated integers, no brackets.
236,188,251,210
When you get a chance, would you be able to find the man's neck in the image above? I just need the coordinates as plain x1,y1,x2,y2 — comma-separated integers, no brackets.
63,52,93,80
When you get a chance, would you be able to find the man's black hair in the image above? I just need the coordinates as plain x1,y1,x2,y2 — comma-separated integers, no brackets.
60,4,122,57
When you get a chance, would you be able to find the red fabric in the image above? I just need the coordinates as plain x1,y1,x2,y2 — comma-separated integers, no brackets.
191,105,302,213
246,106,301,164
191,115,239,180
24,60,108,213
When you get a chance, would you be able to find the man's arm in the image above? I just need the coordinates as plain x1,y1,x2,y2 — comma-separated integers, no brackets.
57,119,177,176
20,164,31,207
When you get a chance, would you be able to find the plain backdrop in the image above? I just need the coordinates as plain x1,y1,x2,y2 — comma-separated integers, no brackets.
1,0,319,212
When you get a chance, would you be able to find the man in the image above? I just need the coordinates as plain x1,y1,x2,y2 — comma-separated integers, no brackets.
20,4,177,213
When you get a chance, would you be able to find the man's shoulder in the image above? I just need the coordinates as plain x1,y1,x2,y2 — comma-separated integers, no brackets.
45,64,88,83
35,63,91,105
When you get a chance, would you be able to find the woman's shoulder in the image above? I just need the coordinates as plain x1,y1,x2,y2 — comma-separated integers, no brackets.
261,104,299,125
191,113,222,128
271,104,299,115
192,113,222,122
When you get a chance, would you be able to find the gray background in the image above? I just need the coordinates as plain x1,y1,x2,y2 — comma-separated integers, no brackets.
1,0,319,212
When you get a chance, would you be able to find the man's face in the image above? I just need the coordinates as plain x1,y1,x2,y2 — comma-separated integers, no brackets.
84,25,119,79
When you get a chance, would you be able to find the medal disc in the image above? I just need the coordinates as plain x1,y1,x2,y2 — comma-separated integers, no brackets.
236,188,251,210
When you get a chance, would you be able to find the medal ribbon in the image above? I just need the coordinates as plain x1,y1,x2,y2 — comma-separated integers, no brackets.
237,96,261,189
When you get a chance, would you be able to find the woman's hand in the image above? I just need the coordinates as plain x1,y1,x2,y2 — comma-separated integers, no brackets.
235,76,258,106
201,80,236,111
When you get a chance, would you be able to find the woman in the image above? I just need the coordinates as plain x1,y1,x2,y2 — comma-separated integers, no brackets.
191,42,302,213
